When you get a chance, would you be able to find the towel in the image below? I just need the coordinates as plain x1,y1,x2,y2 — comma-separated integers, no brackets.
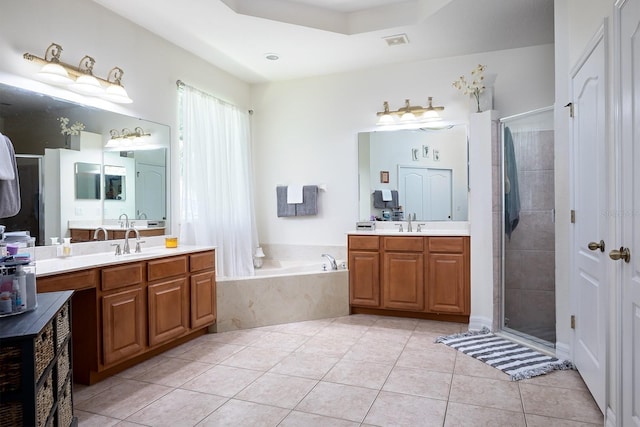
0,134,21,218
504,127,520,239
287,184,303,204
296,185,318,216
373,190,399,209
276,186,296,217
0,132,14,180
381,189,392,201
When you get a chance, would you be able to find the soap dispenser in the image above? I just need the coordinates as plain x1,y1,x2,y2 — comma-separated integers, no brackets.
62,237,72,257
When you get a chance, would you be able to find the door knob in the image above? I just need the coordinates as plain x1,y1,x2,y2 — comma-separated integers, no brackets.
609,247,631,263
588,240,605,252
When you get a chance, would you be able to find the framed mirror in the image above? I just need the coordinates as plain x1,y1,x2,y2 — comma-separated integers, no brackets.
0,81,170,244
74,162,101,200
358,125,469,222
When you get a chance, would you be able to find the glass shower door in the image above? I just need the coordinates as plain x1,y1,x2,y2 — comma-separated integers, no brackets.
500,107,556,347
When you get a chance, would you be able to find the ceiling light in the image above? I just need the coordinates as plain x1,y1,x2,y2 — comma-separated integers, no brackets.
383,34,409,47
264,53,280,61
24,43,133,103
376,97,445,126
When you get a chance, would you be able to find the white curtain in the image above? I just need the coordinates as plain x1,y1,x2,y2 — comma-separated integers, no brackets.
179,84,257,277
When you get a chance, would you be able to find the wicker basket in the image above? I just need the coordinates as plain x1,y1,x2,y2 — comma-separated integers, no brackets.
0,401,23,427
57,380,73,427
55,302,71,350
36,371,54,427
0,344,22,393
57,344,70,393
35,322,54,381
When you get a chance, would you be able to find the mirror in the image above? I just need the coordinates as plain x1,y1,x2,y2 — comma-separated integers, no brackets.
75,162,101,200
358,126,468,222
0,81,170,244
104,165,126,200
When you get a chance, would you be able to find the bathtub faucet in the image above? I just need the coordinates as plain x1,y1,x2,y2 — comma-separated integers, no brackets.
321,253,338,271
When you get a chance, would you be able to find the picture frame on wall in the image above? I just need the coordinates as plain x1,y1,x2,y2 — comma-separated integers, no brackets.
380,170,389,183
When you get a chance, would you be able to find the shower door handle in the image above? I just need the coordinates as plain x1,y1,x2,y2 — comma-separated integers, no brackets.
588,240,605,252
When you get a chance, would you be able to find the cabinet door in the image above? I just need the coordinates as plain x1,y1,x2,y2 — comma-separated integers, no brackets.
191,271,216,329
382,252,424,311
349,251,380,307
148,278,189,346
102,288,145,365
427,253,468,314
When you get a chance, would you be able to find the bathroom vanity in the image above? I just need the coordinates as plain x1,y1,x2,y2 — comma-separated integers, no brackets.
348,231,470,323
36,246,216,384
68,226,166,242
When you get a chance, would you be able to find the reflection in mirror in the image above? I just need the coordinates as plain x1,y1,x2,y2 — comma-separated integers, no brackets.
75,162,101,200
104,165,126,200
358,126,468,222
0,81,171,244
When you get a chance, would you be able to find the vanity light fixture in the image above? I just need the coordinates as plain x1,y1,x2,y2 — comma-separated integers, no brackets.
24,43,133,104
106,127,150,148
376,97,444,125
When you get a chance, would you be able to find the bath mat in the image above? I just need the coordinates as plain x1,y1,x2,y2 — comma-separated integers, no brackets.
435,328,574,381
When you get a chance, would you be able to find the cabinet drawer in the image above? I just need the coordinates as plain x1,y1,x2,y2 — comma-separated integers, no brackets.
349,235,379,250
102,263,144,291
38,269,98,292
190,251,215,272
383,236,424,252
428,237,466,253
148,256,188,282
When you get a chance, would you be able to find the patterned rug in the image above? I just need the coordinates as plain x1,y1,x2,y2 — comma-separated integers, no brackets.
435,328,574,381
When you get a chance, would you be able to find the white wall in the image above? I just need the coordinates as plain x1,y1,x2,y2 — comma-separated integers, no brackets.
251,44,555,246
0,0,251,237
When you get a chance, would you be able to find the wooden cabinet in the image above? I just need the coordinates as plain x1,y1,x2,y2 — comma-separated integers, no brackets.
427,237,470,315
69,227,165,243
0,291,76,427
102,287,145,365
38,249,216,384
348,235,380,307
348,234,470,322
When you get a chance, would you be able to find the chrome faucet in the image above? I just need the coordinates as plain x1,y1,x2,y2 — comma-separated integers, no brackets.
118,213,129,228
93,227,108,241
123,227,140,254
321,253,338,271
407,213,413,232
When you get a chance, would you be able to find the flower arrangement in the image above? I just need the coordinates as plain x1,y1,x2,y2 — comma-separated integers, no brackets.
452,64,487,113
57,117,85,136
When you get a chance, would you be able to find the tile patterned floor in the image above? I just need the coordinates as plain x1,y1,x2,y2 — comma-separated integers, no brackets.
74,315,604,426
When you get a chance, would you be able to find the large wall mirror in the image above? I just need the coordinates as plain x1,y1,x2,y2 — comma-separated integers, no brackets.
358,126,468,222
0,81,170,245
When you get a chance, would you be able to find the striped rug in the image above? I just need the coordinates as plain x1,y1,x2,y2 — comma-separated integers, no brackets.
435,328,574,381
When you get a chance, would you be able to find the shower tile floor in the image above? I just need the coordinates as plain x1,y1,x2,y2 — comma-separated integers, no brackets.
74,315,603,426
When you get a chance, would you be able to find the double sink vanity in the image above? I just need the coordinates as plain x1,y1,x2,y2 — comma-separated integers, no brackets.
348,222,470,323
35,239,216,385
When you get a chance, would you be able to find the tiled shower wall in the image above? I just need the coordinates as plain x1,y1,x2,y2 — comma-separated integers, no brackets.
493,126,556,343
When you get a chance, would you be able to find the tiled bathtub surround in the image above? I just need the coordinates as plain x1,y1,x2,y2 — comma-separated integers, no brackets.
74,314,603,426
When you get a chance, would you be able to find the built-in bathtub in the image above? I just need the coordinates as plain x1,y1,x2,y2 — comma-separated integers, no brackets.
215,259,349,332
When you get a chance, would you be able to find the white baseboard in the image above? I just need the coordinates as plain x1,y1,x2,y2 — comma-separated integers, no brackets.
605,406,616,427
555,341,571,361
468,315,492,331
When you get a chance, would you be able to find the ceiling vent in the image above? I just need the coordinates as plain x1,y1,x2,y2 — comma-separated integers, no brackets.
383,34,409,47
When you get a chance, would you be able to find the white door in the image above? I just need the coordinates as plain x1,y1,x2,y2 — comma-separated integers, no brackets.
398,166,452,220
570,26,607,413
135,163,166,220
618,1,640,424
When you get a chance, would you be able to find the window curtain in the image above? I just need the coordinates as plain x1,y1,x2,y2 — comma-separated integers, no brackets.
178,84,258,277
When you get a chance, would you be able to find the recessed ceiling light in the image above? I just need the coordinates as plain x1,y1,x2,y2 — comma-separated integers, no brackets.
264,53,280,61
383,34,409,47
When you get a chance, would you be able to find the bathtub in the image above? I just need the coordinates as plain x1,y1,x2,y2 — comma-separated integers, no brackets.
215,259,349,332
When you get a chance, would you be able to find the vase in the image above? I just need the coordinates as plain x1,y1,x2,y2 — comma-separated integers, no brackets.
470,86,494,113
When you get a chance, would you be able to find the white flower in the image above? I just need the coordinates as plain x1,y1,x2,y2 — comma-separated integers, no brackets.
58,117,86,136
452,64,487,112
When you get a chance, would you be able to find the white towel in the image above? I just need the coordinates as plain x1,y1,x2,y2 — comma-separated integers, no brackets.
287,184,304,204
381,189,392,202
0,132,15,180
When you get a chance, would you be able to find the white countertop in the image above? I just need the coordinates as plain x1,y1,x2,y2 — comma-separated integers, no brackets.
35,244,215,277
348,220,470,236
348,229,469,236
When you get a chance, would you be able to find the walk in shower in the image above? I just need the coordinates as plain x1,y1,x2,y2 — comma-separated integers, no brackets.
500,107,555,347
